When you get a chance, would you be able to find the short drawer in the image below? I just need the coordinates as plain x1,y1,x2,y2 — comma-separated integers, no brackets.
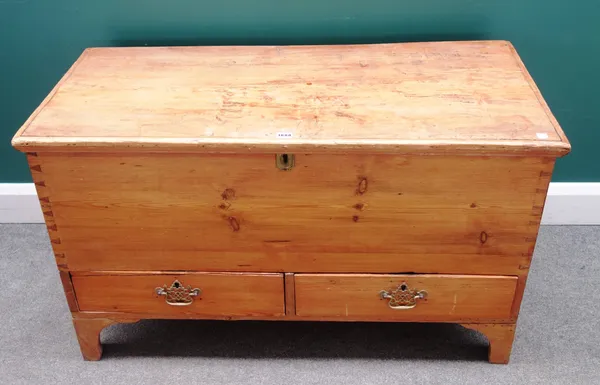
72,272,285,317
295,274,517,321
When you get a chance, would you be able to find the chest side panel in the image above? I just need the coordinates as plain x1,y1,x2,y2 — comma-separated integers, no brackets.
37,153,552,274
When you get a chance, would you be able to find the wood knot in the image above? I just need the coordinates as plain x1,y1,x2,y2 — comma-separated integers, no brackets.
353,203,365,211
352,215,359,222
480,231,488,244
356,177,368,195
218,202,231,210
221,188,236,200
470,203,477,208
228,217,240,232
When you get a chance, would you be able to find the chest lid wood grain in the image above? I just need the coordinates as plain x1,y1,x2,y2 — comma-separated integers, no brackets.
12,41,569,156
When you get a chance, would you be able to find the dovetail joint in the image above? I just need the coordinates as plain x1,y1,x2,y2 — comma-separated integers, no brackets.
27,158,67,269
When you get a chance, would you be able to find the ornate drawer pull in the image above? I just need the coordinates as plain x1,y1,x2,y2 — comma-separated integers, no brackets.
379,282,428,310
155,280,201,306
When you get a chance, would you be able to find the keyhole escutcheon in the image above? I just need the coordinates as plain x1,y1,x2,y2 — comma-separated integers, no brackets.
276,153,295,171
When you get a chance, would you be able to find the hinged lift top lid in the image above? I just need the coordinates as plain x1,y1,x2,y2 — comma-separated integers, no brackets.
12,40,570,156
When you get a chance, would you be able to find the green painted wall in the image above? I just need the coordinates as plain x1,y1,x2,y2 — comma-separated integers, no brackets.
1,0,598,182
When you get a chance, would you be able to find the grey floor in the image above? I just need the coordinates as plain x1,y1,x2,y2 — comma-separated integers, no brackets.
0,225,598,384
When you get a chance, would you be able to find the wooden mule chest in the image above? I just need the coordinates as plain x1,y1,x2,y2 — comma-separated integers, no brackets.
12,41,570,363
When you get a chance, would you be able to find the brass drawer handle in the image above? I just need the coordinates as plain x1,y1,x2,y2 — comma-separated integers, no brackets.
380,282,428,310
155,280,201,306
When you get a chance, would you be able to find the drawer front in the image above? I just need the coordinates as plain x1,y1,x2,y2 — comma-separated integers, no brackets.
295,274,517,321
72,272,285,317
38,153,551,274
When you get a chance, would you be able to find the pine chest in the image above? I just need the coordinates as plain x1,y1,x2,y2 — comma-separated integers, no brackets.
12,41,570,363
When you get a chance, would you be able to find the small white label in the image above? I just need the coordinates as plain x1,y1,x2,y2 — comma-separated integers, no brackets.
276,132,293,138
536,132,549,140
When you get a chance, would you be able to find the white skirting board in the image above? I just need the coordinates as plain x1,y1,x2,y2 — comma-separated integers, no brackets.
0,183,599,225
0,184,44,224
